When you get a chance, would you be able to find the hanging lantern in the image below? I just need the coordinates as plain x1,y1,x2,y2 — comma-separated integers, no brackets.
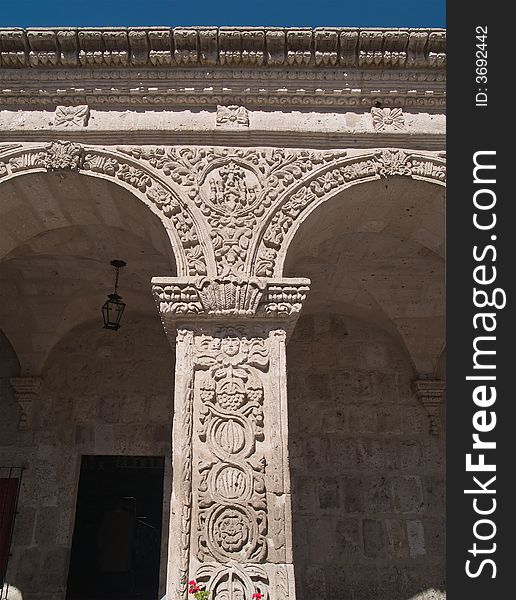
102,260,126,331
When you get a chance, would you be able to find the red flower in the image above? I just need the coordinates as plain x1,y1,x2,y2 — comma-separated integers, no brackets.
188,582,200,595
252,593,263,599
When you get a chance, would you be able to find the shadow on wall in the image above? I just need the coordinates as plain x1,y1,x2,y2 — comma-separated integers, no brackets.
287,313,446,600
1,315,174,600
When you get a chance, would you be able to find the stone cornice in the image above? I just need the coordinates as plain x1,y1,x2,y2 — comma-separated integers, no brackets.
0,28,445,112
0,27,445,70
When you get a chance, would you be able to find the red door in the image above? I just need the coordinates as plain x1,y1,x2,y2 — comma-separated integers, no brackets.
0,478,19,578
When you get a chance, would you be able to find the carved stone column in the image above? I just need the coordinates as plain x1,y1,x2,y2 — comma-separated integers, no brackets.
10,376,42,430
413,379,446,435
152,276,310,600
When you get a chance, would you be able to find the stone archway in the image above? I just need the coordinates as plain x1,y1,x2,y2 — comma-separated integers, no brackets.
0,166,180,375
0,143,445,600
0,141,210,277
0,153,187,598
251,149,445,278
279,171,445,599
280,173,445,376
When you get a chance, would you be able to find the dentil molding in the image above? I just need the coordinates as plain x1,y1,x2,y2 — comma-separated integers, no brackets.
0,27,445,69
0,28,445,111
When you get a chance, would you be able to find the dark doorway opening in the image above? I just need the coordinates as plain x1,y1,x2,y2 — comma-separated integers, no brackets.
66,455,165,600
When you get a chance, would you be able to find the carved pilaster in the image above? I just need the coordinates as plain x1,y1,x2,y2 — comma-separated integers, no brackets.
10,376,42,430
153,277,309,600
413,379,446,435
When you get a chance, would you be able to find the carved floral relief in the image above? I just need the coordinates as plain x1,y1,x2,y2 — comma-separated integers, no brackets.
371,106,405,132
216,106,250,127
194,328,269,564
54,105,90,127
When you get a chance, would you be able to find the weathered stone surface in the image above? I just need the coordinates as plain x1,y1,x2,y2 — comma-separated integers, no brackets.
0,26,444,600
288,315,445,599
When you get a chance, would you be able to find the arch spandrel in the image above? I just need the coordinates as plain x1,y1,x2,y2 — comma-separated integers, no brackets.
250,148,446,278
0,142,445,377
0,141,212,277
279,170,445,378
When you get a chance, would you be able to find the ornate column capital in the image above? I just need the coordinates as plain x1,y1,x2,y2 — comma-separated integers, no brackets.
10,376,42,430
152,276,310,336
413,379,446,435
152,276,308,600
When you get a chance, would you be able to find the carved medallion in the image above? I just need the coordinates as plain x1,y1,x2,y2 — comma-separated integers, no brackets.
196,563,269,600
54,105,90,127
195,327,268,563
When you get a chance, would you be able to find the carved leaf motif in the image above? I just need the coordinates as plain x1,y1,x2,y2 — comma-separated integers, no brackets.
375,149,412,176
215,466,247,501
42,141,84,171
196,563,269,600
146,185,181,216
83,154,120,176
116,163,152,191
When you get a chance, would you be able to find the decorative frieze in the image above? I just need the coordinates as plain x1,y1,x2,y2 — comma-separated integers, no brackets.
0,27,446,70
152,277,310,324
0,28,445,111
413,379,446,435
10,376,42,430
166,326,295,599
195,326,268,563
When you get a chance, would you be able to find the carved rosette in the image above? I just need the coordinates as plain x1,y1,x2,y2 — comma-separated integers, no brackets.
54,105,90,127
154,277,308,600
216,105,250,127
371,107,405,132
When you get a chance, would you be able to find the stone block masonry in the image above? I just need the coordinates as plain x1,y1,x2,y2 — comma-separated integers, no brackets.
288,315,445,600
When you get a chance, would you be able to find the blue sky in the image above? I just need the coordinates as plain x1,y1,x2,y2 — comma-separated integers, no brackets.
0,1,445,28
